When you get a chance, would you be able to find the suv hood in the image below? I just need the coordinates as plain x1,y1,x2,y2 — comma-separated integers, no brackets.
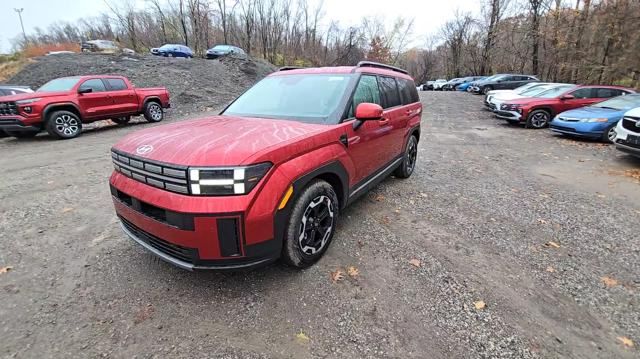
0,91,70,101
113,115,328,166
558,106,623,120
504,97,552,106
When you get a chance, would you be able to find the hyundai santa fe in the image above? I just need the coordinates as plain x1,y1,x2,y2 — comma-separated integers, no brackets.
109,61,422,270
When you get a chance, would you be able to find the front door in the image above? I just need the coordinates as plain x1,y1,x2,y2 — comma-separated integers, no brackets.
341,74,396,185
77,79,113,119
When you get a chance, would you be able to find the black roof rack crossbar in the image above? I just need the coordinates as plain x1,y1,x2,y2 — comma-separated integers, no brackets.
356,61,408,75
278,66,304,71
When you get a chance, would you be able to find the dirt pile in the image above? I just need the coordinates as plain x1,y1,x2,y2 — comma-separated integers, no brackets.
8,53,276,112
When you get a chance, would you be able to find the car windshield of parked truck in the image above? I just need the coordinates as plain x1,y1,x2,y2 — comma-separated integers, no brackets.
37,77,81,92
520,86,555,96
536,85,577,98
223,74,353,123
591,93,640,110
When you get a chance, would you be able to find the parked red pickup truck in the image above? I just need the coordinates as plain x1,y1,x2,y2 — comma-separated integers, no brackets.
0,75,170,139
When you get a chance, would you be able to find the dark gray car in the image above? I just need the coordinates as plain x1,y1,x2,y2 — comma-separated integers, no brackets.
471,74,539,95
205,45,246,59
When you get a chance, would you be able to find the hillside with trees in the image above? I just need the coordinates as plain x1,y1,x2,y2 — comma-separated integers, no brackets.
8,0,640,87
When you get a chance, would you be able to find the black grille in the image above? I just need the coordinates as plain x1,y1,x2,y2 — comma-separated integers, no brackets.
112,150,189,195
0,102,18,116
622,116,640,132
120,216,197,263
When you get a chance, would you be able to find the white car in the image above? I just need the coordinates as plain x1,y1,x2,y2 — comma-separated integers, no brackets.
485,83,570,111
614,107,640,158
432,79,448,91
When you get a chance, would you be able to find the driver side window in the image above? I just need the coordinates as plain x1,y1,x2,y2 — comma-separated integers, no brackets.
569,88,592,99
79,79,106,92
348,75,381,118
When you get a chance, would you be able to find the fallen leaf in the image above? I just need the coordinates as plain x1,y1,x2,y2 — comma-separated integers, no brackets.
544,241,561,248
409,259,422,268
546,266,555,273
62,207,74,213
617,336,634,348
296,331,310,343
537,218,547,224
133,304,154,324
374,194,385,202
347,266,359,278
419,192,428,198
474,300,486,310
330,270,344,283
601,276,618,287
0,266,13,274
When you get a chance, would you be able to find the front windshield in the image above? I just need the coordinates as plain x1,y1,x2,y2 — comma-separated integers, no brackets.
213,45,231,51
520,86,555,96
160,44,177,49
514,83,541,93
37,77,80,92
223,74,353,123
484,74,503,81
592,94,640,110
536,85,576,98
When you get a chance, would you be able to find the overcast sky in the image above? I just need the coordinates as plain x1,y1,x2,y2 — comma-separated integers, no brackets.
1,0,481,53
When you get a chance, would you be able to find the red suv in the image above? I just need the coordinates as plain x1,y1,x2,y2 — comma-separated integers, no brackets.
109,62,422,270
494,84,635,128
0,75,170,139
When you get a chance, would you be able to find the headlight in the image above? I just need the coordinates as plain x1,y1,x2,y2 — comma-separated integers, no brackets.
501,103,522,111
581,118,608,123
16,98,41,105
188,162,272,195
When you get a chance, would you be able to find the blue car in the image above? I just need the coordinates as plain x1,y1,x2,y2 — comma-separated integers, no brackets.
457,76,486,91
151,44,194,58
550,93,640,143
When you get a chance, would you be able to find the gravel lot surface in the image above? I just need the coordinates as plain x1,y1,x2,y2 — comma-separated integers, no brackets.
1,92,639,358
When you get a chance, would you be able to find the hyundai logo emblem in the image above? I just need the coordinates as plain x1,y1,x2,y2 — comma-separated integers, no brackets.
136,144,154,155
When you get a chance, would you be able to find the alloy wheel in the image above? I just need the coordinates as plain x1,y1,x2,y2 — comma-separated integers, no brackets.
406,138,417,174
298,195,335,255
607,127,617,143
530,112,549,128
54,114,80,137
149,104,162,121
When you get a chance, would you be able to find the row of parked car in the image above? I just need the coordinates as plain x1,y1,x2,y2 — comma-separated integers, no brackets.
150,44,246,59
478,81,640,158
420,74,541,93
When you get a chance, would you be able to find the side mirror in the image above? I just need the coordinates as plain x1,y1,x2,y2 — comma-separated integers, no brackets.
355,103,383,121
78,87,93,94
353,103,383,130
561,94,575,100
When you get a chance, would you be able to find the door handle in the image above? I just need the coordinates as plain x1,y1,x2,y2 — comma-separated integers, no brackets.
379,118,390,125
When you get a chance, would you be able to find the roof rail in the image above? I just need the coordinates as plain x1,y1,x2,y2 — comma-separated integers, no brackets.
278,66,304,72
356,61,408,75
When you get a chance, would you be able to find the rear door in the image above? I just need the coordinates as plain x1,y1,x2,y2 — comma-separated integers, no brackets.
77,79,113,119
377,76,406,162
342,75,395,183
105,78,138,114
397,77,421,152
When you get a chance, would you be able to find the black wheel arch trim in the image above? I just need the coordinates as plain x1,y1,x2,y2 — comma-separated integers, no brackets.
273,161,350,258
43,102,83,122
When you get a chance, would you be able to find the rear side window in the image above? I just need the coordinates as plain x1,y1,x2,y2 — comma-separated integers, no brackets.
595,88,625,98
106,79,127,91
398,78,419,104
79,79,107,92
379,76,401,108
349,75,381,118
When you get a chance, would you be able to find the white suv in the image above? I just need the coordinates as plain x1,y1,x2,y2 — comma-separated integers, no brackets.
432,79,448,91
614,107,640,158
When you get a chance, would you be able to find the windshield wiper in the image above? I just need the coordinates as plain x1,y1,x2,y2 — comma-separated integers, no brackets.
593,106,619,110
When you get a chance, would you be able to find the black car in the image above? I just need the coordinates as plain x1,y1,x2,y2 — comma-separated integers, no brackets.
470,74,539,95
0,85,33,96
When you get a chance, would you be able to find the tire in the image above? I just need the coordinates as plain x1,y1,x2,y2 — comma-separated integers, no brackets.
482,86,493,95
5,130,38,138
143,102,164,122
394,135,418,178
112,116,131,125
281,180,339,269
45,110,82,139
525,109,551,129
602,124,617,143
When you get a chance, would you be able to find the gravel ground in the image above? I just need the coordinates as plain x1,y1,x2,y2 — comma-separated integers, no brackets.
1,92,639,358
7,53,275,114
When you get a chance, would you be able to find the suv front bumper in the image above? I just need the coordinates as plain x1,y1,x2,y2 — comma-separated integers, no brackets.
495,110,522,122
0,116,42,133
110,168,289,271
614,121,640,158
